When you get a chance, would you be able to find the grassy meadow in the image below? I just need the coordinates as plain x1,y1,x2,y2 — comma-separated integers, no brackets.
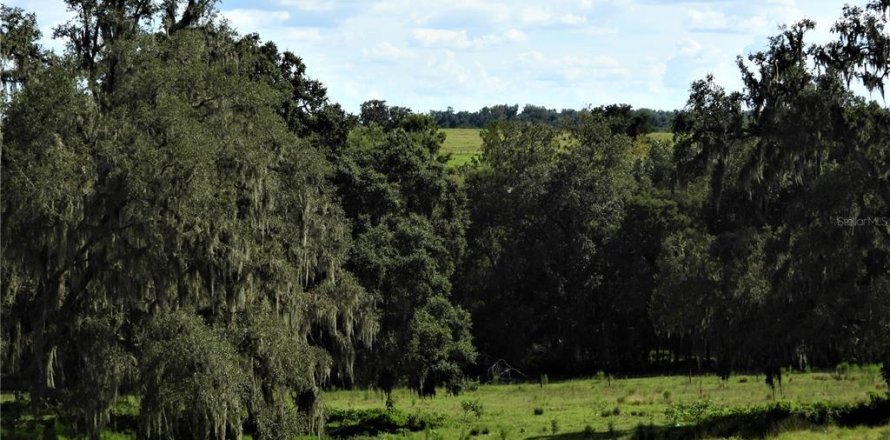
441,128,484,166
440,129,676,167
316,368,888,439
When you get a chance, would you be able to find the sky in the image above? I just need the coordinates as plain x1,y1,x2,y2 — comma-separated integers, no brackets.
9,0,851,113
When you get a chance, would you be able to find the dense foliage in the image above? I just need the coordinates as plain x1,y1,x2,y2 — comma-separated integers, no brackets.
1,0,889,438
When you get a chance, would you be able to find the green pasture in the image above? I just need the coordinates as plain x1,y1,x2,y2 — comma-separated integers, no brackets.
319,369,887,439
441,128,483,166
440,129,675,167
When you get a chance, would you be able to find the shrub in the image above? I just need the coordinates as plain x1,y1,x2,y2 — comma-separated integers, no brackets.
664,400,714,426
451,378,481,395
550,419,559,434
533,407,544,416
326,408,444,436
834,362,852,380
461,399,484,418
662,390,672,401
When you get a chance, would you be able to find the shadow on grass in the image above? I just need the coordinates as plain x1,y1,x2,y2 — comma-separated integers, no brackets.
1,398,139,439
527,395,890,440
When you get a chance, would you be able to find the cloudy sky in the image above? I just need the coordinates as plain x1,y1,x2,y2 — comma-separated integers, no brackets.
10,0,849,112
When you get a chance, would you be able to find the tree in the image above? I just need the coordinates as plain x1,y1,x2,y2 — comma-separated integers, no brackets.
655,1,890,389
457,113,637,376
330,103,475,398
1,1,376,437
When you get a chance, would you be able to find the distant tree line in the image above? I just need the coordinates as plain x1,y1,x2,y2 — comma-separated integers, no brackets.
1,0,888,439
430,104,677,133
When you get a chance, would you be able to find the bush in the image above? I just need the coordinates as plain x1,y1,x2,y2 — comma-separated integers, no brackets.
664,400,714,426
655,396,890,439
326,408,444,436
450,378,480,395
461,399,484,418
533,407,544,415
834,362,852,380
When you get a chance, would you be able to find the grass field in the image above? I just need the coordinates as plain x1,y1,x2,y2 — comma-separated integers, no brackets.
2,369,888,439
320,370,888,439
441,128,483,166
440,129,675,167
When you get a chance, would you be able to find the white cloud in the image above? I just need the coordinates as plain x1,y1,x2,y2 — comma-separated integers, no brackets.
282,27,323,42
221,9,290,31
686,9,770,34
431,50,508,91
647,62,667,92
273,0,336,11
412,28,527,49
516,7,590,27
413,28,472,48
520,7,554,25
504,29,529,42
363,42,412,61
520,50,628,81
678,38,703,57
575,26,619,36
561,14,588,25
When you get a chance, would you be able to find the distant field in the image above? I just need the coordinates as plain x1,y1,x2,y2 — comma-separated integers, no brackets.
440,129,674,167
319,369,889,439
646,132,674,143
441,128,482,166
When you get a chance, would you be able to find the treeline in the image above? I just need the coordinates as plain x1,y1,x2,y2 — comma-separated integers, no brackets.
430,103,677,133
1,0,889,439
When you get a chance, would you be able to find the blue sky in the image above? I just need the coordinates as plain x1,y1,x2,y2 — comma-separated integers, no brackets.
11,0,848,112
